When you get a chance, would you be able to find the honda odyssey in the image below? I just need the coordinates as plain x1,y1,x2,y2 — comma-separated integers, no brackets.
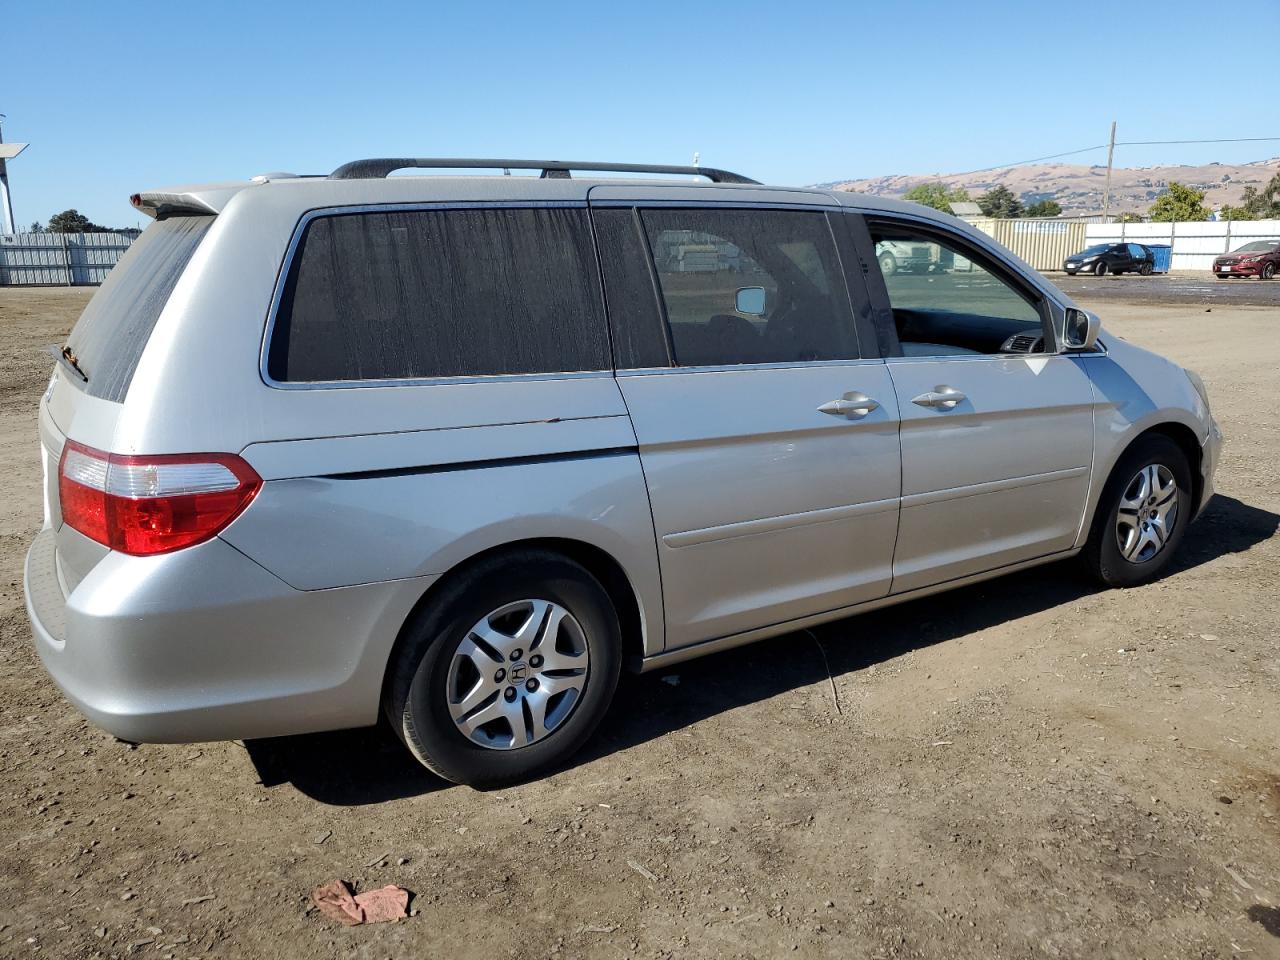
24,158,1222,786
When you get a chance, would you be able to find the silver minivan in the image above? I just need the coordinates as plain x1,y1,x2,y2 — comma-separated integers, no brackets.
24,159,1221,786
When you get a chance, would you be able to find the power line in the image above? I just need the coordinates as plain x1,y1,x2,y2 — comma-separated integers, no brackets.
1116,136,1280,146
965,144,1108,174
945,134,1280,180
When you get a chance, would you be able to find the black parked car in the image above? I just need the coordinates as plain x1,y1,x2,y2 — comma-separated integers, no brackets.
1064,242,1155,276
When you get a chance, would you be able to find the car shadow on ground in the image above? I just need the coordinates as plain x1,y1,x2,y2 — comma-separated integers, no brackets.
244,494,1277,806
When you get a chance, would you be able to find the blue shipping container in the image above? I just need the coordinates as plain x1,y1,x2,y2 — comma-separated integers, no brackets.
1147,244,1172,273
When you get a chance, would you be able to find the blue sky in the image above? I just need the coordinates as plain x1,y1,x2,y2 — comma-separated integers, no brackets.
4,0,1277,228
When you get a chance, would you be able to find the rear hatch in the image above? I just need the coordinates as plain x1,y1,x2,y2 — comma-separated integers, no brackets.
42,214,216,591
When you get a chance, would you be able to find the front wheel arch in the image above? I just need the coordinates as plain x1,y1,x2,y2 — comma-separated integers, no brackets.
1087,422,1204,539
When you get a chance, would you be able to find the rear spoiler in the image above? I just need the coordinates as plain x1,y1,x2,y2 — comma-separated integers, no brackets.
129,181,252,220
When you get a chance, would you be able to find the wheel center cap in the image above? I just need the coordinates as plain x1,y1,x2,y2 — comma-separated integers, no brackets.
509,662,529,683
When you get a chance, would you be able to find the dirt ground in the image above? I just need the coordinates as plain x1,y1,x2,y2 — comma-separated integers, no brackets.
2,286,1279,960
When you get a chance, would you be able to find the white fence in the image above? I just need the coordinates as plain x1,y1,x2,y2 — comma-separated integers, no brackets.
0,232,135,285
1085,220,1280,272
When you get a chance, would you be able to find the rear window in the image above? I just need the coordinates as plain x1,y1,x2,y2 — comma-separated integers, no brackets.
65,215,214,402
267,206,609,383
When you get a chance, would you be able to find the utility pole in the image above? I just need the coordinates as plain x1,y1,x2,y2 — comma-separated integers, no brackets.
0,114,30,235
1101,120,1117,223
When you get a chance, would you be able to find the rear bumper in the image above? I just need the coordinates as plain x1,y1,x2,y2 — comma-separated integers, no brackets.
24,527,431,743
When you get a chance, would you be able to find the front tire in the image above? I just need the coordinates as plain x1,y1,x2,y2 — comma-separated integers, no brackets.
1094,261,1108,277
878,252,897,276
384,550,622,786
1263,262,1276,280
1081,435,1192,588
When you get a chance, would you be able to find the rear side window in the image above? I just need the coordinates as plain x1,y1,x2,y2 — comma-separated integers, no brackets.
591,207,670,369
65,215,215,403
640,209,859,367
268,207,609,383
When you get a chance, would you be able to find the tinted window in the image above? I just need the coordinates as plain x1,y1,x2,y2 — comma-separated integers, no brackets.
269,207,609,382
869,224,1046,356
641,209,858,367
591,208,670,369
65,215,214,402
1127,244,1145,258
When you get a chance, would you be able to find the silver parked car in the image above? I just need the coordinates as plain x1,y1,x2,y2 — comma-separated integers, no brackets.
24,158,1222,786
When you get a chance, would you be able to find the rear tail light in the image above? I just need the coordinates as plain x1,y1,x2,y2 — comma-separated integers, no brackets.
58,441,261,556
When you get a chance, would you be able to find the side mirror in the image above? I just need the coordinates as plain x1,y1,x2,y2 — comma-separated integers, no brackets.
1064,308,1101,351
735,286,766,317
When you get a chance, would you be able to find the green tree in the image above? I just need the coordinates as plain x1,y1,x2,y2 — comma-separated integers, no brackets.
902,182,971,215
977,185,1024,219
1147,182,1210,222
1024,198,1062,217
28,220,44,233
47,209,111,233
1218,203,1257,221
1117,212,1145,223
1220,175,1280,220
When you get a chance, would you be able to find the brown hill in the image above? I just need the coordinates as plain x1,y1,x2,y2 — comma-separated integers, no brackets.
823,158,1280,217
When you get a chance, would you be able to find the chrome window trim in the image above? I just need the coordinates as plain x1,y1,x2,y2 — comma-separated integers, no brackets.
883,352,1078,365
258,201,606,391
615,357,886,377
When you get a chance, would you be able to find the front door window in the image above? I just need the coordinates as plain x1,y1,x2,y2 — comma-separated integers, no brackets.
868,226,1047,357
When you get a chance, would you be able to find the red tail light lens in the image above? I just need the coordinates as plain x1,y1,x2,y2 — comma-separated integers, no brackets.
58,441,262,556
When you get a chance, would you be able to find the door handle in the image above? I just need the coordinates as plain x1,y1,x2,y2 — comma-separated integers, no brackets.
818,392,880,420
911,386,966,410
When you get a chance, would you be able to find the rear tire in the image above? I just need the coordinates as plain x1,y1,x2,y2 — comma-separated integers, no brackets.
383,550,622,787
1081,434,1193,588
879,252,897,276
1140,262,1153,276
1094,261,1108,277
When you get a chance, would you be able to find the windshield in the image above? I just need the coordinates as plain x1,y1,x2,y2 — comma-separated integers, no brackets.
1232,240,1279,253
1075,245,1110,257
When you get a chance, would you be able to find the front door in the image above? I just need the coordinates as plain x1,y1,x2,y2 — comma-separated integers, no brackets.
853,213,1095,594
591,200,902,648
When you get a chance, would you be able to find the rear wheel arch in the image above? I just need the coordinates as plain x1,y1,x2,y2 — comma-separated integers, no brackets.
380,537,646,704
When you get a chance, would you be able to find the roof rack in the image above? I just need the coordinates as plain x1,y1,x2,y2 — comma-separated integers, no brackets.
327,157,759,185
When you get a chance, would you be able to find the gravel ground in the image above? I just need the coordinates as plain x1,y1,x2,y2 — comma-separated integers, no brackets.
1052,272,1280,307
1,286,1278,960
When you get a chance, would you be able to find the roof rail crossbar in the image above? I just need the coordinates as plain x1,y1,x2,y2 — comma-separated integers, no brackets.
327,158,759,184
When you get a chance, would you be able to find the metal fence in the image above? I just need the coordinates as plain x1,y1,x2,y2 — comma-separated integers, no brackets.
1085,219,1280,272
0,232,135,285
968,217,1090,272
